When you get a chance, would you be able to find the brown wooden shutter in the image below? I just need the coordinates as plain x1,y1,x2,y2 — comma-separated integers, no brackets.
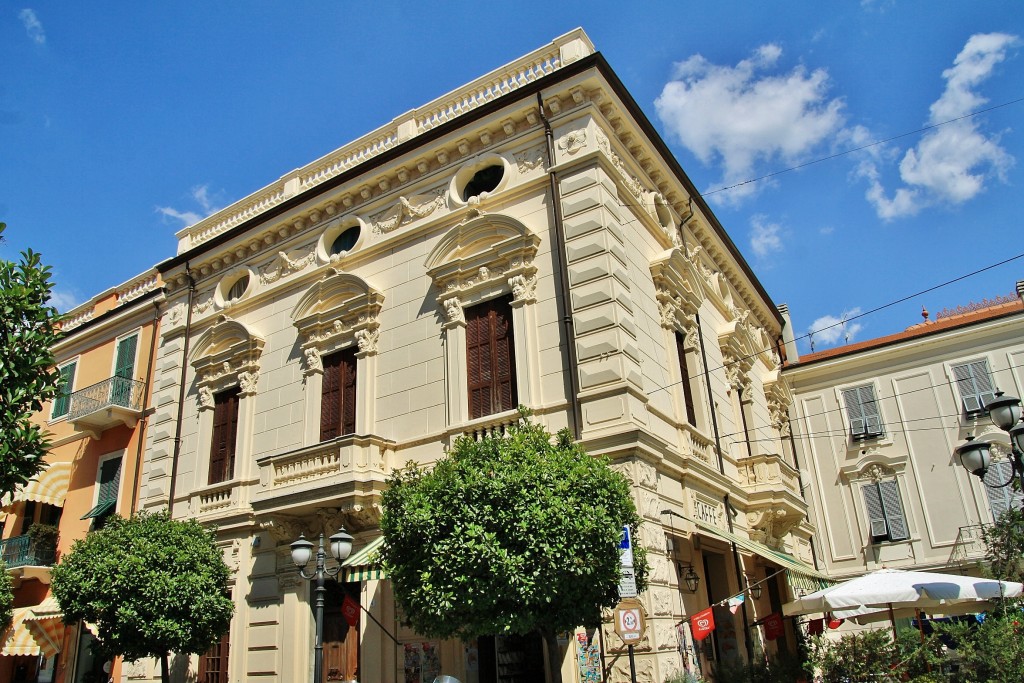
198,627,230,683
321,347,358,440
466,296,517,419
675,332,697,426
209,387,240,484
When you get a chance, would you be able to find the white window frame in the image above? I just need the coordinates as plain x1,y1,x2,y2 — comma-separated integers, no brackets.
86,450,125,522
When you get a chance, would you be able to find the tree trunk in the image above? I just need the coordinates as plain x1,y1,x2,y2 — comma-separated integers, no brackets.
159,652,170,683
539,627,563,683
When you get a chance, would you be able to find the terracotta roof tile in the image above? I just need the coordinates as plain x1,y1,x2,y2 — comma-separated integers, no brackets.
790,299,1024,366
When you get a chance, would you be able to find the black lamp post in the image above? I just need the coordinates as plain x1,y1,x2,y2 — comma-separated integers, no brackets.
291,528,354,683
956,391,1024,496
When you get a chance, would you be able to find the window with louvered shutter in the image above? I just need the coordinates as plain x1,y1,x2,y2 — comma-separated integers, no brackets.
320,347,358,441
843,385,883,439
862,483,889,539
112,334,138,407
878,479,908,540
675,332,697,427
52,361,77,418
953,359,997,415
984,460,1024,521
465,295,517,420
862,480,908,542
209,388,240,484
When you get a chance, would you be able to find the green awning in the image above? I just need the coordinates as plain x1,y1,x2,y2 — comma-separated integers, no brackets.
80,500,115,520
679,513,833,590
341,535,385,582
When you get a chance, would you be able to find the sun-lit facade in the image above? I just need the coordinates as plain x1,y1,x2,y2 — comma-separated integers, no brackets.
784,289,1024,581
0,269,161,683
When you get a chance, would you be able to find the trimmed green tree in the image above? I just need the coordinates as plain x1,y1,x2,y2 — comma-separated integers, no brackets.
983,505,1024,586
0,223,62,499
50,511,234,683
379,412,647,683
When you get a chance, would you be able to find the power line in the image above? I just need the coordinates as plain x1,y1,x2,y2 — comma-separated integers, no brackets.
700,97,1024,197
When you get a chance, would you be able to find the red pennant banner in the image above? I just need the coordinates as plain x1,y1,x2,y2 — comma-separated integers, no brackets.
690,607,715,641
764,612,784,641
341,593,360,627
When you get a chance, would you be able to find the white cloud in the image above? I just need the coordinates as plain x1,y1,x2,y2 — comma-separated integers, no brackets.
19,9,45,45
819,225,834,235
156,184,222,227
655,45,846,204
861,33,1018,220
48,288,80,313
749,214,783,258
807,308,863,349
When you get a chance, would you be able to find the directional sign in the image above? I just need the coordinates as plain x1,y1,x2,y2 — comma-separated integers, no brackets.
614,598,647,643
618,565,638,599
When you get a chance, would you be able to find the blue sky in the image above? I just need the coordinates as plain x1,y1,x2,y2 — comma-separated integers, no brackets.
1,1,1021,354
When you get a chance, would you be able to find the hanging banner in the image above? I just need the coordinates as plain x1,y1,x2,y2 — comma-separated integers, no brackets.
690,607,715,641
341,593,360,627
807,618,824,635
763,612,784,641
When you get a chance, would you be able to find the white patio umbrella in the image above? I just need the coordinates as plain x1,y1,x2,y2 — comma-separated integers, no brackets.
783,568,1022,618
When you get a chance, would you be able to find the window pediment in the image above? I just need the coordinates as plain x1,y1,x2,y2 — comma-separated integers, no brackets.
292,270,384,373
424,214,540,312
191,315,265,403
650,247,706,328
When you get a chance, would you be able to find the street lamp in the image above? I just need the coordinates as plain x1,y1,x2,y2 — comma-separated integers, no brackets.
746,576,762,600
956,392,1024,494
291,528,354,683
678,563,700,592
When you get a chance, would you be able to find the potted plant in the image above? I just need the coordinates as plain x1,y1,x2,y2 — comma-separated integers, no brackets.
27,523,59,564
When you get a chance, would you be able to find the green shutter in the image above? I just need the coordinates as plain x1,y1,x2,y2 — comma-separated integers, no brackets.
862,483,888,539
115,335,138,379
82,457,122,520
52,362,77,418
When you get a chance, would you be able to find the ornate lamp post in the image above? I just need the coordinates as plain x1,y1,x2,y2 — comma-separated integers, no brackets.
956,391,1024,497
290,528,354,683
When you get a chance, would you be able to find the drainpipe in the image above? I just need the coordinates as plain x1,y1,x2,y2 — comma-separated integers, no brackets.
724,493,755,664
167,264,196,518
129,298,162,514
696,313,725,474
737,388,754,459
537,91,581,440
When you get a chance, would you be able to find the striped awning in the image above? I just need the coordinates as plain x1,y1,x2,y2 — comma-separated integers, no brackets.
0,607,40,657
22,597,63,658
679,513,833,590
1,461,73,508
340,535,384,582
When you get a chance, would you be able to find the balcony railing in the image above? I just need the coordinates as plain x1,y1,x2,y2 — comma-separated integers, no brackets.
948,523,990,570
0,534,56,569
67,376,146,436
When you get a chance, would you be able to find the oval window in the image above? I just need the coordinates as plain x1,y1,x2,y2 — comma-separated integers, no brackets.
227,274,249,302
331,226,361,256
461,165,504,201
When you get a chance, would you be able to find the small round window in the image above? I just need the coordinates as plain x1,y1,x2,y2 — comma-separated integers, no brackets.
227,274,249,302
331,226,360,256
461,165,504,201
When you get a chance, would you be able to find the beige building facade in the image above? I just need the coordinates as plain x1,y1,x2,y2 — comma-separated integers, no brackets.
131,29,821,683
783,290,1024,581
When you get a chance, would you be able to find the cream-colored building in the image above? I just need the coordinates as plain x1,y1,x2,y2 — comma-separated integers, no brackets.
133,29,821,683
783,288,1024,582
